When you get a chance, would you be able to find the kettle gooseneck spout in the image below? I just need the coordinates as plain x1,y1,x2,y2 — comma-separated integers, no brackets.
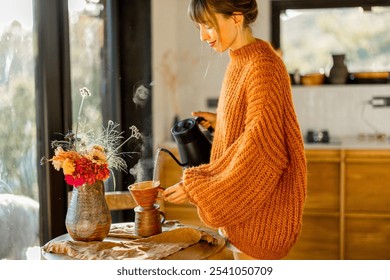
158,147,188,167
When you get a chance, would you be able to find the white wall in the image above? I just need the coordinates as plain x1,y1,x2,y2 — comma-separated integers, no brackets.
293,85,390,138
151,0,390,147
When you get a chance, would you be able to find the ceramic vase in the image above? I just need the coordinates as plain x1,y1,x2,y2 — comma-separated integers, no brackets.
65,180,112,241
329,54,349,84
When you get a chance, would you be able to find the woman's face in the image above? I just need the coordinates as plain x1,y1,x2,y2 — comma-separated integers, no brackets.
198,13,240,52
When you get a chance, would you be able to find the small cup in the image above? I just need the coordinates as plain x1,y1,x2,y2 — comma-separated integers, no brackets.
128,181,163,209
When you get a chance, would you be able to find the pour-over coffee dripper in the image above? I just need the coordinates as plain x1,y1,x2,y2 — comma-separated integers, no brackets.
128,181,163,210
128,181,165,237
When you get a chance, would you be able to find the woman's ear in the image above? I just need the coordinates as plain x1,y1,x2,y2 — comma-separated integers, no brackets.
232,13,244,25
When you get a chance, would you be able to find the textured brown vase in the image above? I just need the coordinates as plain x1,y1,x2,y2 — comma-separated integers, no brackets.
65,180,112,241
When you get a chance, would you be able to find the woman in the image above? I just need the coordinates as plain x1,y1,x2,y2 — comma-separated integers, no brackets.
163,0,307,260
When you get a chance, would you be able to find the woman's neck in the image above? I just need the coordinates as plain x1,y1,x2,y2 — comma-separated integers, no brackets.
230,28,256,51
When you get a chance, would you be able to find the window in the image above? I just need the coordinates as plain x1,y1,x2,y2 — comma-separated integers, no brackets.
68,0,105,132
272,0,390,75
0,0,152,259
0,0,39,259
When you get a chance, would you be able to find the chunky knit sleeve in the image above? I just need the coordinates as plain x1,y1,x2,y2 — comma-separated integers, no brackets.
183,55,294,229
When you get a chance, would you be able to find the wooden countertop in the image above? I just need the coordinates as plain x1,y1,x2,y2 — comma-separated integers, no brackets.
161,136,390,151
305,136,390,150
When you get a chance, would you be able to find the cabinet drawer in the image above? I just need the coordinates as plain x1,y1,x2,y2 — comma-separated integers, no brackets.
345,216,390,260
305,162,340,211
346,162,390,212
285,215,340,260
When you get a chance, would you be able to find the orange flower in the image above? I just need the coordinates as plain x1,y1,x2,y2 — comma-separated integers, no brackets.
87,146,107,164
51,148,80,171
62,158,76,175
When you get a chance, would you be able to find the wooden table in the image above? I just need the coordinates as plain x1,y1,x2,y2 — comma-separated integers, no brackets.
41,222,233,260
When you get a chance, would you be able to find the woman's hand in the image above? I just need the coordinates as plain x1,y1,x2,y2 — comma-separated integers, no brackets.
162,181,189,204
192,111,217,131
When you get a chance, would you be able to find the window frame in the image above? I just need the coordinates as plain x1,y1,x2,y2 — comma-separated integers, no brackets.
34,0,152,244
271,0,390,49
34,0,72,244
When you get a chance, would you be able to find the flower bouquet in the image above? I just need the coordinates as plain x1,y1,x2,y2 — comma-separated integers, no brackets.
41,87,141,187
41,87,141,241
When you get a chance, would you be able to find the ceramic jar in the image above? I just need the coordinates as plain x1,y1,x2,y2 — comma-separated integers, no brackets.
329,54,349,84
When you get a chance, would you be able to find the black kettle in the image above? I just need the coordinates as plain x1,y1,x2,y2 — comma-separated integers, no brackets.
160,117,212,168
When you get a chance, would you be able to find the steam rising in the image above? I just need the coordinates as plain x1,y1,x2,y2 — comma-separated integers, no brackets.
133,82,151,108
129,161,146,182
130,82,155,182
130,158,155,183
128,125,156,183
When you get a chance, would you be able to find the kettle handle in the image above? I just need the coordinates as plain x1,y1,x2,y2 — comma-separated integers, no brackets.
194,116,214,133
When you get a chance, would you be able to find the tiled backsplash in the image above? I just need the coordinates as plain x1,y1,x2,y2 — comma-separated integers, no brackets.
292,84,390,139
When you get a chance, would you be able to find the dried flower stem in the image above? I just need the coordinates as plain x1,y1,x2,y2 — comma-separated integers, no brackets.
109,125,141,157
74,87,91,151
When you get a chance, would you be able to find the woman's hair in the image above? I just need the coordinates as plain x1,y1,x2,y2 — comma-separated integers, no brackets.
188,0,258,29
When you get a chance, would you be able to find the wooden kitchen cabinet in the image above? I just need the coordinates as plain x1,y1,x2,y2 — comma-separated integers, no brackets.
286,215,340,260
345,216,390,260
345,150,390,212
303,150,341,212
158,146,390,259
286,149,390,260
285,150,341,260
344,150,390,260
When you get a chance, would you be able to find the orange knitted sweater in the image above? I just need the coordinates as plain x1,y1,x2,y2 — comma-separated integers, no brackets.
182,39,307,259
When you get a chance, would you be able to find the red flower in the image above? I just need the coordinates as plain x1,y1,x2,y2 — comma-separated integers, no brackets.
64,157,110,187
65,175,85,187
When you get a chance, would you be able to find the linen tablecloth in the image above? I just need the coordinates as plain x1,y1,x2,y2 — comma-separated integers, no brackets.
42,221,225,260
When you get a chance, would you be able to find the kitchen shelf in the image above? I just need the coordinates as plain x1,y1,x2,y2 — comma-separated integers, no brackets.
292,83,390,89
